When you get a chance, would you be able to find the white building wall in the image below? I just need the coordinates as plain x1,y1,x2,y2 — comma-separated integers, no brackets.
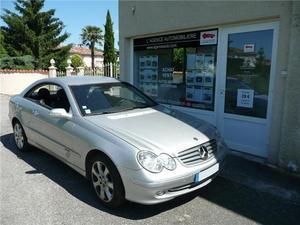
0,73,47,95
82,56,104,68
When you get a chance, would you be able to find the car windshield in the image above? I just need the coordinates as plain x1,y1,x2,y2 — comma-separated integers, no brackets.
70,82,158,116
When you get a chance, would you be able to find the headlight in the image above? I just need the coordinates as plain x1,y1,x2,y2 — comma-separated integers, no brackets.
137,151,163,173
137,151,176,173
158,153,176,171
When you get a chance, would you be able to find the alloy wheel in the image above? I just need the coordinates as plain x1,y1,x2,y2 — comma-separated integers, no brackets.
14,123,24,149
91,161,114,202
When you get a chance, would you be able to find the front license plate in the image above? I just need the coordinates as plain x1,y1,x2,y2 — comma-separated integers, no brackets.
194,163,219,183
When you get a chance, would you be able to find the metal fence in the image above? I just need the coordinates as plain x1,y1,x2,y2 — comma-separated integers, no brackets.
57,70,66,77
56,63,120,79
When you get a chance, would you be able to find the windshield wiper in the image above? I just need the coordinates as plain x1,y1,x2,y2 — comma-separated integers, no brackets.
118,105,150,112
88,111,117,116
88,105,150,116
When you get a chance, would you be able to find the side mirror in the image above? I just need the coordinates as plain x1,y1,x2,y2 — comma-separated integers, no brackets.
49,108,72,119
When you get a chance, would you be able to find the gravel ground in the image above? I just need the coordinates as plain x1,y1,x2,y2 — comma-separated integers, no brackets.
1,94,300,225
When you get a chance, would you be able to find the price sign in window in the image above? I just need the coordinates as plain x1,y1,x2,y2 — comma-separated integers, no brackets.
237,89,254,108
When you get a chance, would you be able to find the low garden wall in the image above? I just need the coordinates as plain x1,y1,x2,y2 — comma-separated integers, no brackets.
0,69,48,95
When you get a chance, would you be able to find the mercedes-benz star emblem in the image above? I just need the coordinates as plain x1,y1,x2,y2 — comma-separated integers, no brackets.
199,146,209,160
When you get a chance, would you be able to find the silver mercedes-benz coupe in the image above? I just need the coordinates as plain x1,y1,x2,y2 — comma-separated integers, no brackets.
9,76,227,208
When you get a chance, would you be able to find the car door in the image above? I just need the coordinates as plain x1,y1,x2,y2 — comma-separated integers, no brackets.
25,83,81,163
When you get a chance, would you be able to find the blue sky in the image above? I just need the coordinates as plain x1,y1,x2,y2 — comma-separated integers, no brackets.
1,0,119,49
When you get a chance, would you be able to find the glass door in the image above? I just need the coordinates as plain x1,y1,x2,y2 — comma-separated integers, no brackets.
225,29,273,118
217,22,278,157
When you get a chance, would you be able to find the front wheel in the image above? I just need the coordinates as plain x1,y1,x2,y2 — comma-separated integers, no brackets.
89,154,125,208
13,121,30,152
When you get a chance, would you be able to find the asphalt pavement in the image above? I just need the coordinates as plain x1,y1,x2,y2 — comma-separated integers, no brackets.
1,94,300,225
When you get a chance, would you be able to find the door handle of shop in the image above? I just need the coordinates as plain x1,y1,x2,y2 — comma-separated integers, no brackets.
32,109,39,116
220,89,225,95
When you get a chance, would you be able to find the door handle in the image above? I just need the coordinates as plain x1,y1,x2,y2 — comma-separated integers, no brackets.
32,109,39,116
219,89,225,95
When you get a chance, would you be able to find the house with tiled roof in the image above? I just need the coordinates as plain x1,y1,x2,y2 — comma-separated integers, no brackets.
69,45,104,69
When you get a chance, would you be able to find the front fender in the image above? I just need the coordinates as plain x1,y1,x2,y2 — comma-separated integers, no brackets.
72,118,141,173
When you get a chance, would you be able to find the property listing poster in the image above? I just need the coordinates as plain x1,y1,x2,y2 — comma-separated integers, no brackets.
185,53,215,103
139,55,158,97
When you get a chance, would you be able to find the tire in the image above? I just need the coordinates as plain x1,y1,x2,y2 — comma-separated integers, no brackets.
13,120,30,152
88,154,125,208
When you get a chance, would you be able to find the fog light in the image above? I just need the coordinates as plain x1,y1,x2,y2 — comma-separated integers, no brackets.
156,191,166,196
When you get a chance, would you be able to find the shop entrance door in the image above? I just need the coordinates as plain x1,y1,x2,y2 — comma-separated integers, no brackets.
216,22,278,157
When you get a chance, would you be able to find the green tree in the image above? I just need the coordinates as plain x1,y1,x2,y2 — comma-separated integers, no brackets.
103,10,116,64
81,26,103,74
1,0,71,69
0,31,7,57
71,54,84,68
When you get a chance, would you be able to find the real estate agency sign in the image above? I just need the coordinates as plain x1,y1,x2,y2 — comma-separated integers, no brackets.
134,29,218,50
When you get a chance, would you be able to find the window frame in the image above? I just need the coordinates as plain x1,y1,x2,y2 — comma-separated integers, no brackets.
24,82,72,112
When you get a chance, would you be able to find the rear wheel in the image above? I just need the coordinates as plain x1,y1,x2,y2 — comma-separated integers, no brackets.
89,154,125,208
13,121,29,152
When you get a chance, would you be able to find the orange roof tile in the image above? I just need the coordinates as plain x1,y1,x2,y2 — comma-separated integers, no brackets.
70,46,103,56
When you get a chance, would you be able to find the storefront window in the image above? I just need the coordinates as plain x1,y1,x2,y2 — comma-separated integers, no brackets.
185,46,216,110
224,29,273,118
134,30,218,111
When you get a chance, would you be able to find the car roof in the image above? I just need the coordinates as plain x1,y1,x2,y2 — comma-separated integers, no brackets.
19,76,122,97
38,76,120,86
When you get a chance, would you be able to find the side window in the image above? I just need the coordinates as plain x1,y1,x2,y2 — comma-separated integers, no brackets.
25,84,71,112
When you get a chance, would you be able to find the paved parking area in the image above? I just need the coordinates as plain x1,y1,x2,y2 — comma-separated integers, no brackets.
1,94,300,225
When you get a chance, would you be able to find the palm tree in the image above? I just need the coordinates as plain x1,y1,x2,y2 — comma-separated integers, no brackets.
81,26,103,74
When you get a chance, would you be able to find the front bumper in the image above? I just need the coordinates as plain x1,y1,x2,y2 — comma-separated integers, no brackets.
119,146,227,205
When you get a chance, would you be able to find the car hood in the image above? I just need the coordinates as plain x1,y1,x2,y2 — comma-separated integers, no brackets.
84,106,216,156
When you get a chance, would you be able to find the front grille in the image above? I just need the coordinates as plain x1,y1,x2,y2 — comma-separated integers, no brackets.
177,139,217,166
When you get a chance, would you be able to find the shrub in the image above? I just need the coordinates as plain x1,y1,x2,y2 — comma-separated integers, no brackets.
71,54,84,68
0,55,35,69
